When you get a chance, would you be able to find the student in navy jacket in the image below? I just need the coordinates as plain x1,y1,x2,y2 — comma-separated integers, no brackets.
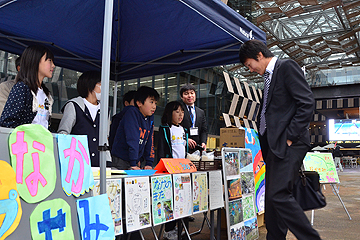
108,90,136,150
57,71,103,167
111,86,159,170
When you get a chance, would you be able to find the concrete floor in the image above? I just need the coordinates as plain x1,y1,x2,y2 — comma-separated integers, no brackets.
140,166,360,240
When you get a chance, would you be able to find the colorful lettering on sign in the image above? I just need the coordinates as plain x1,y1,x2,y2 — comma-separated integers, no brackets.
77,195,115,240
9,124,56,203
0,160,22,240
57,134,94,197
38,209,66,240
30,198,74,240
0,190,19,238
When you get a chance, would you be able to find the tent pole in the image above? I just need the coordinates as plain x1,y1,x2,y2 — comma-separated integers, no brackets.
113,82,118,115
99,0,114,195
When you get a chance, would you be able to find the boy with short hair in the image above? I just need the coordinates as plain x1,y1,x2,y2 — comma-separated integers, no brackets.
111,86,159,170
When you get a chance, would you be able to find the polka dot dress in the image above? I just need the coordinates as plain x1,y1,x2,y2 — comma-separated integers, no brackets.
0,81,36,128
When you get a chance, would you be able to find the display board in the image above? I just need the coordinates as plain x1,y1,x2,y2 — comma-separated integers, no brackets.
222,147,259,240
0,126,91,240
303,152,340,183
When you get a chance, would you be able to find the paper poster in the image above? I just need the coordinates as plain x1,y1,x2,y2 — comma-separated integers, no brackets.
93,179,122,235
242,195,256,221
173,173,192,219
124,176,151,232
244,217,259,240
223,150,240,179
9,124,56,203
303,152,340,183
0,160,22,240
30,198,74,240
227,178,242,200
208,170,224,210
244,128,265,213
192,172,208,214
151,175,174,226
230,223,245,240
229,199,243,225
57,134,94,197
77,194,115,240
239,149,252,172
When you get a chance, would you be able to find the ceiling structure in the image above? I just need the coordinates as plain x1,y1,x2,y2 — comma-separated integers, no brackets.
227,0,360,84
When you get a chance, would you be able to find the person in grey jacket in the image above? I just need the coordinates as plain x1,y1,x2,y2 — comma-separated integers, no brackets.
57,71,104,167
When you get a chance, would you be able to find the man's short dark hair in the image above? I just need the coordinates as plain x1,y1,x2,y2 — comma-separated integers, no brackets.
77,71,101,98
180,83,196,98
123,90,136,106
15,56,21,70
239,40,274,65
134,86,159,107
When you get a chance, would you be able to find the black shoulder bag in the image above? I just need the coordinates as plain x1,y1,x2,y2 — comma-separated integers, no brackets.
293,170,326,211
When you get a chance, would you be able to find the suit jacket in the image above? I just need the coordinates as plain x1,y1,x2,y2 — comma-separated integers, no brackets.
181,102,208,146
258,59,314,159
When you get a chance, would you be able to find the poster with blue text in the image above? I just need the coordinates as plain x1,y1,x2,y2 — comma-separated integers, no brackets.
124,176,151,232
76,194,115,240
151,175,174,226
57,134,94,197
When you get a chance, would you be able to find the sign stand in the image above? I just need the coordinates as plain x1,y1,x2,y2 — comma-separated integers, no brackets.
304,152,352,224
330,183,352,220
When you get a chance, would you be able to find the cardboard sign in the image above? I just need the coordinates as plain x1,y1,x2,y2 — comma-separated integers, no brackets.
154,158,197,174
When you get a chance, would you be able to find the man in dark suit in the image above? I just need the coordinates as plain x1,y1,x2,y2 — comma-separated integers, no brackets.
180,83,208,153
239,40,321,240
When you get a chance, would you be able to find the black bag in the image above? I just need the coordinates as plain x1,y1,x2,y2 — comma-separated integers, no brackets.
293,170,326,211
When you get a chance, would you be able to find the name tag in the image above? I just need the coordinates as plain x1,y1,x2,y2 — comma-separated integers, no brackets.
190,127,198,136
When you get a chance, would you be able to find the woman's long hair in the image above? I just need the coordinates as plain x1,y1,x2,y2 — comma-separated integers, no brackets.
15,45,54,96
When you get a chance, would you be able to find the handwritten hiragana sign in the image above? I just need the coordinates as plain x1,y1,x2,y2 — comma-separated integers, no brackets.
9,124,56,203
30,198,74,240
0,160,22,240
303,152,340,183
77,194,115,240
151,175,174,226
57,134,94,197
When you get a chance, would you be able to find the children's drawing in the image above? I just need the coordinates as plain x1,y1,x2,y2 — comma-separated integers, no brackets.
173,173,192,219
192,172,208,214
124,176,151,232
93,179,122,235
151,175,174,225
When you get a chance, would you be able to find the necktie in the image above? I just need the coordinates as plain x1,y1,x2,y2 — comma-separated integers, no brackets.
188,106,194,127
259,71,270,135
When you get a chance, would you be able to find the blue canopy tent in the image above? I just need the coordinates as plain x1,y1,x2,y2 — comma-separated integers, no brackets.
0,0,265,193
